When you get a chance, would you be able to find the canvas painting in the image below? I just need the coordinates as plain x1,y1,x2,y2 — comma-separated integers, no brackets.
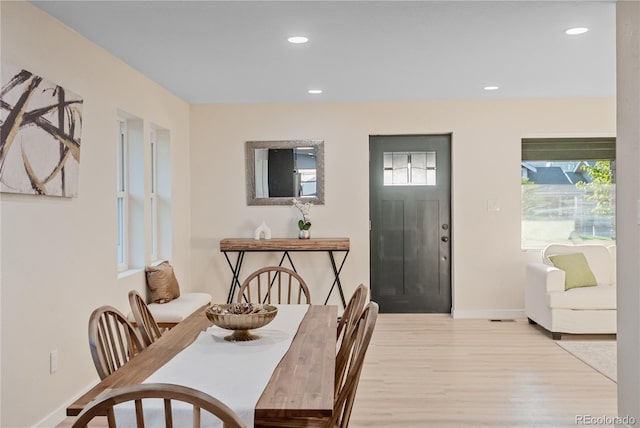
0,63,83,197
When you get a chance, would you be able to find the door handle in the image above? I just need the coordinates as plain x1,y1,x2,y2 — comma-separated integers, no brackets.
441,236,449,242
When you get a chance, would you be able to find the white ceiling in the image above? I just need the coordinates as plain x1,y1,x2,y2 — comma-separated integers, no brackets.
30,1,616,105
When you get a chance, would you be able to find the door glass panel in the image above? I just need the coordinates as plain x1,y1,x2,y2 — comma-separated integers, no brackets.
426,151,436,168
426,170,436,184
383,151,436,186
410,153,427,183
392,153,408,184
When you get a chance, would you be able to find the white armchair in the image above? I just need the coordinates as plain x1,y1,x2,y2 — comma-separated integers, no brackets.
525,244,616,340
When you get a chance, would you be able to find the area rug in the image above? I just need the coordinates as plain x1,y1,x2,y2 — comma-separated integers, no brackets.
556,341,617,382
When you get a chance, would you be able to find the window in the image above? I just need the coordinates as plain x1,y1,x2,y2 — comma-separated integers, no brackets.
117,120,128,270
149,130,158,261
383,151,436,186
151,126,172,262
521,138,616,249
117,113,144,273
117,117,170,271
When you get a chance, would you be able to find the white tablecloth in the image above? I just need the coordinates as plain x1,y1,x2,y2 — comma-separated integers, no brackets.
114,304,309,427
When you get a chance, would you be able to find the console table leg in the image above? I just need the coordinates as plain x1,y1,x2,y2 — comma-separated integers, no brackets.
224,251,245,303
325,251,348,308
277,251,298,273
285,251,297,272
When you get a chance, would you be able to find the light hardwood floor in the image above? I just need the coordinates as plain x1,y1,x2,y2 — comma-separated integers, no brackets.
58,315,617,428
350,315,616,428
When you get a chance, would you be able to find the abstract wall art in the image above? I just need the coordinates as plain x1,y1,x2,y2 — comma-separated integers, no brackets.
0,63,83,197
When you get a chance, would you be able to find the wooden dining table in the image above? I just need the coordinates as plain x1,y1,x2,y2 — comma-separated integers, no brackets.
67,304,337,427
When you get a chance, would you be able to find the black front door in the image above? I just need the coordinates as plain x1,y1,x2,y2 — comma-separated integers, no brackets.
369,134,452,313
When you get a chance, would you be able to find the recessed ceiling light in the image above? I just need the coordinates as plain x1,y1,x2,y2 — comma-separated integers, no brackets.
288,36,309,44
308,89,323,94
565,27,589,35
483,86,499,91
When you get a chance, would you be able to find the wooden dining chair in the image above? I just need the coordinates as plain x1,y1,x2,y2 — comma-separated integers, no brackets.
71,383,246,428
337,284,368,347
237,266,311,304
128,290,163,347
88,305,146,380
332,301,379,428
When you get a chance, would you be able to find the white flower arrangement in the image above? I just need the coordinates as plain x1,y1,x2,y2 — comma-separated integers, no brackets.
292,198,312,230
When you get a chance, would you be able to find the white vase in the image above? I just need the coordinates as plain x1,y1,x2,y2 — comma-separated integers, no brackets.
298,229,310,239
254,221,272,240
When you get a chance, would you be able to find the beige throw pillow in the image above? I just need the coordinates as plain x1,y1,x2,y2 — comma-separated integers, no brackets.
145,261,181,303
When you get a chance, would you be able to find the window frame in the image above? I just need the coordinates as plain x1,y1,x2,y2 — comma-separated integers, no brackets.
117,120,129,271
149,130,158,262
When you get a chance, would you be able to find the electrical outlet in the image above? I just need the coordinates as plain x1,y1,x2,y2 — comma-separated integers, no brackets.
50,350,58,374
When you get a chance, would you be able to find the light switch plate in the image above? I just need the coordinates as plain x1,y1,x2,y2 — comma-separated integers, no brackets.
487,199,500,212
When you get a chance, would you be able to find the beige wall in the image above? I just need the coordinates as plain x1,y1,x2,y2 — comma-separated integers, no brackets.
1,2,192,426
190,98,615,317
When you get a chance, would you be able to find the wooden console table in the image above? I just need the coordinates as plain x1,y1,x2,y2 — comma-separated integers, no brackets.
220,238,350,308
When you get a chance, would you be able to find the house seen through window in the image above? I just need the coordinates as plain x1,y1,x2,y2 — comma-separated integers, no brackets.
521,138,616,249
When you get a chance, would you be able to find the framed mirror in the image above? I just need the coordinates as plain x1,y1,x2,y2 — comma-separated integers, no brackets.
246,140,324,206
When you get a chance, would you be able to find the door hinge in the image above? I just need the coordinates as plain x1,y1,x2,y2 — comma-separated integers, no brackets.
369,220,372,231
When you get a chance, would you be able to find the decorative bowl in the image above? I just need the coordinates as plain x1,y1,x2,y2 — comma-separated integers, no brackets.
205,303,278,341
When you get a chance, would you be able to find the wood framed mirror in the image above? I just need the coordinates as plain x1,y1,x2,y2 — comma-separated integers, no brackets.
245,140,324,206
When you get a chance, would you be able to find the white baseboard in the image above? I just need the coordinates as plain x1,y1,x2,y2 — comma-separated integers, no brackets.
33,380,98,428
452,309,525,320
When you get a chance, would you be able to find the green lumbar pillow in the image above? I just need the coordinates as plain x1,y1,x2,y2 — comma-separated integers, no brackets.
548,252,598,291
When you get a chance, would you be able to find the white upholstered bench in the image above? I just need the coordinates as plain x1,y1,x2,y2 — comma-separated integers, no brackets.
129,292,211,329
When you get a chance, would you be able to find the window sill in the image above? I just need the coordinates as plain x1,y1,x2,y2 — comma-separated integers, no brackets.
118,268,144,280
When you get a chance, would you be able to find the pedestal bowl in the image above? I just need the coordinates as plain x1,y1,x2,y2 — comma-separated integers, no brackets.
206,303,278,341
